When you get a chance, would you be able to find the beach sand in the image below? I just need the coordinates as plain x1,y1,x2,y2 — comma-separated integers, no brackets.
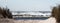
0,17,56,23
14,17,56,23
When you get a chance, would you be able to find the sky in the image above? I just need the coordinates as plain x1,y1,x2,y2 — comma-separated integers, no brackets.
0,0,60,11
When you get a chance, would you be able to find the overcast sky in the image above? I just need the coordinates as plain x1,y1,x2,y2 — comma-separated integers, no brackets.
0,0,60,11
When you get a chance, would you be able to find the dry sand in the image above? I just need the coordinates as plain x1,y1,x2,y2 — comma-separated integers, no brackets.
0,18,14,23
14,17,56,23
0,17,56,23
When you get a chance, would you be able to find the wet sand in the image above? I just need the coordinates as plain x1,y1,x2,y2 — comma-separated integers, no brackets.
14,17,56,23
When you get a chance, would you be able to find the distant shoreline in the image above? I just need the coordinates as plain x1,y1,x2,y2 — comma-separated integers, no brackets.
14,17,49,20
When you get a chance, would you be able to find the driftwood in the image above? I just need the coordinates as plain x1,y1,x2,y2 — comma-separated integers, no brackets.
51,5,60,23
